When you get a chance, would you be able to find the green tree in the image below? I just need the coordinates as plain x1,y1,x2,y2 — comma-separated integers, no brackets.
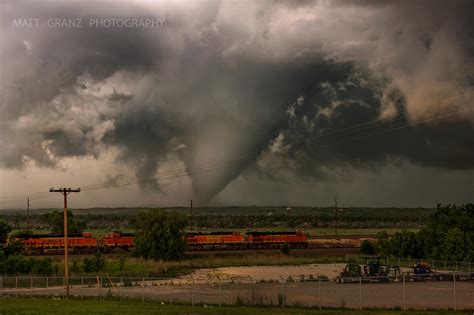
375,231,391,257
31,258,54,276
360,240,376,255
3,239,24,257
41,210,86,234
375,204,474,261
83,253,106,273
422,204,473,260
281,243,290,255
0,220,12,244
132,209,187,261
441,227,472,262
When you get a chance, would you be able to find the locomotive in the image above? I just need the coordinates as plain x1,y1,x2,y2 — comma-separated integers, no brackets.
186,231,246,250
14,230,308,254
17,232,98,255
245,231,308,249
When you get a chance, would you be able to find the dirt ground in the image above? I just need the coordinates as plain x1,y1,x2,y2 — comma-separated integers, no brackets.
1,261,472,310
3,278,474,310
180,264,346,283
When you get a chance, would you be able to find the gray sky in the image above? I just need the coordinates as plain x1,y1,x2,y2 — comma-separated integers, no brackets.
0,0,473,209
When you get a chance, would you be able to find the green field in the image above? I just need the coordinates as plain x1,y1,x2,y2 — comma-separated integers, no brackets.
0,298,462,314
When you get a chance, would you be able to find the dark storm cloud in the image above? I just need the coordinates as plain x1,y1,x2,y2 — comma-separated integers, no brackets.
0,0,473,204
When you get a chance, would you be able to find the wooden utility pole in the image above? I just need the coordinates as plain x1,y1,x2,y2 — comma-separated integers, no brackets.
334,194,338,237
189,199,193,231
26,196,30,230
49,187,80,298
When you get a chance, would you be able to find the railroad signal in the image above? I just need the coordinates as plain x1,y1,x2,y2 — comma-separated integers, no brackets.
49,187,80,298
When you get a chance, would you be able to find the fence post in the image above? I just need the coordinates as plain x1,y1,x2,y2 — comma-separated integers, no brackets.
169,282,172,305
248,276,253,308
318,278,321,310
469,261,471,272
30,276,33,297
219,281,222,307
46,276,48,289
0,276,3,290
191,277,195,306
282,279,286,308
402,274,406,311
15,276,18,298
453,272,456,311
359,277,362,311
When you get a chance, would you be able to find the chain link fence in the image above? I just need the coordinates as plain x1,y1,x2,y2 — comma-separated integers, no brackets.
1,274,473,310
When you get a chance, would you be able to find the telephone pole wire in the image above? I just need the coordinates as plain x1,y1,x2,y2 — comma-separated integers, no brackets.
49,187,80,298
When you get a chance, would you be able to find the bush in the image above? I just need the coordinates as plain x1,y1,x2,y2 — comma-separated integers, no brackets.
31,258,54,276
281,243,290,255
0,220,12,244
360,240,376,255
83,253,106,273
118,256,126,271
71,260,81,274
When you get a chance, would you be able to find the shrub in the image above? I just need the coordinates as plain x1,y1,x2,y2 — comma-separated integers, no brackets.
281,243,290,255
360,240,376,255
83,253,106,273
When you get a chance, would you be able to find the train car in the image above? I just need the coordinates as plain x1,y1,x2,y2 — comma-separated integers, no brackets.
101,232,135,252
17,232,98,254
245,231,308,249
186,231,246,250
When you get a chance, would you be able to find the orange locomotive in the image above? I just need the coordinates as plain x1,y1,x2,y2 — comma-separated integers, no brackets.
186,230,308,250
18,232,98,254
186,231,246,250
245,231,308,249
101,232,135,252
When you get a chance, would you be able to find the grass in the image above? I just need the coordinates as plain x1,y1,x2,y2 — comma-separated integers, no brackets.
130,254,349,277
40,253,350,278
0,298,462,314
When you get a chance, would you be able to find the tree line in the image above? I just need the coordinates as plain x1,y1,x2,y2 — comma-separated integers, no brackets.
361,204,474,261
1,208,430,231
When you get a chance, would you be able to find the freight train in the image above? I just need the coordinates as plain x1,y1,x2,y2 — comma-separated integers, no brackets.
13,230,308,255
